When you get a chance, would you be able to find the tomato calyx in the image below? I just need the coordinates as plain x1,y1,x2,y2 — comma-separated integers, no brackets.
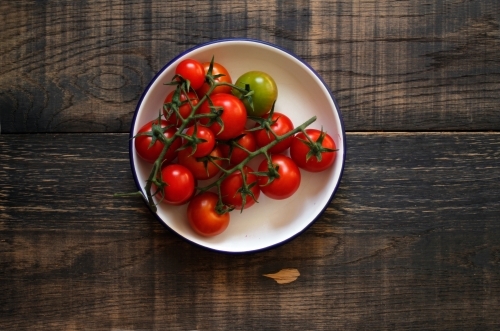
235,83,255,114
195,96,225,134
218,132,252,161
169,75,194,96
163,86,198,126
229,68,257,109
177,125,209,157
220,167,260,212
252,156,281,187
147,166,172,206
215,192,234,215
133,117,170,147
204,58,228,86
200,154,227,177
149,177,167,203
297,127,338,162
247,102,278,135
235,180,259,211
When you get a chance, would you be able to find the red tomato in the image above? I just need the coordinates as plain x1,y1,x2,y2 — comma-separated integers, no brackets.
175,59,205,90
253,112,294,154
257,155,301,200
163,90,199,127
197,94,247,140
187,192,230,237
134,119,182,164
220,166,260,210
156,164,195,205
220,131,257,165
290,129,337,172
183,125,216,158
178,145,224,180
196,62,232,97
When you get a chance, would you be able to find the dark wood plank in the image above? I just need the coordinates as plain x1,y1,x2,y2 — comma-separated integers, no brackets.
1,0,499,133
1,133,499,330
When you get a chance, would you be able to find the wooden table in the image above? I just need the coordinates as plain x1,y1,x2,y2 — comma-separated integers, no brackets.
1,1,499,330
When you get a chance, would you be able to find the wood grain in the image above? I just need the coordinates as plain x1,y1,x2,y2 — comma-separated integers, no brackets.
1,132,499,330
1,0,499,133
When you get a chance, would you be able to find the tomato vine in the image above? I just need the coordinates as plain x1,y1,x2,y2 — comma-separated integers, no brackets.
141,65,315,213
116,56,338,237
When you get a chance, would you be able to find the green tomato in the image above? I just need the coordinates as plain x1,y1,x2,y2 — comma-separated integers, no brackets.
232,71,278,117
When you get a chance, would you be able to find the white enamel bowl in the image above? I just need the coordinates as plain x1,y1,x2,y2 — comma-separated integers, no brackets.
129,39,346,253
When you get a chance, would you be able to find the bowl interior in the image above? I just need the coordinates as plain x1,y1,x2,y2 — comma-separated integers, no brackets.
131,40,345,253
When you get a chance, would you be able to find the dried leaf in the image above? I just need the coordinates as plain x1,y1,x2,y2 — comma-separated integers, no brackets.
263,268,300,284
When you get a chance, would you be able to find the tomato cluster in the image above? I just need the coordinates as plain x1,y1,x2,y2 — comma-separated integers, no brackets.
133,58,337,237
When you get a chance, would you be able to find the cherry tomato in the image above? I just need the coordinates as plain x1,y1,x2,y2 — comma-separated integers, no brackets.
197,94,247,140
290,129,337,172
163,90,199,127
196,62,232,97
220,166,260,210
187,192,230,237
156,164,195,205
134,119,182,164
175,59,205,90
257,155,301,200
178,145,224,180
253,112,294,154
220,131,257,165
232,71,278,117
183,125,216,158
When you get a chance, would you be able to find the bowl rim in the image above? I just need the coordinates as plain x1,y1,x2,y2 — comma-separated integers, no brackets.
128,38,347,254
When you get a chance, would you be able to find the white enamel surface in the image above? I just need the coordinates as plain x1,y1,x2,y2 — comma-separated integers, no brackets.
131,40,345,253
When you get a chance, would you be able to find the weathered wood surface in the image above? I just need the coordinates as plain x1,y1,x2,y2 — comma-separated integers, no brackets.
1,133,499,330
1,0,499,330
1,0,499,133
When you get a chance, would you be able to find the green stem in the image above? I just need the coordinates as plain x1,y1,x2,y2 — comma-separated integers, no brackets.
142,76,222,211
199,115,316,193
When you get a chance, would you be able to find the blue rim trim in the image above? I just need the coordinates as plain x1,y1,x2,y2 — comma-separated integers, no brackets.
129,38,347,254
